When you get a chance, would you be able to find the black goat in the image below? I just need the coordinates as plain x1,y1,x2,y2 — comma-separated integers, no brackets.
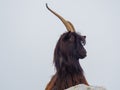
45,4,89,90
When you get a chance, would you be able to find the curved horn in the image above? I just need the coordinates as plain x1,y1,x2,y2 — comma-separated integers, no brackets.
46,3,75,32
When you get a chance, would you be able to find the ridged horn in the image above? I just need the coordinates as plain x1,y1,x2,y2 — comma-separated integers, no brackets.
46,3,75,32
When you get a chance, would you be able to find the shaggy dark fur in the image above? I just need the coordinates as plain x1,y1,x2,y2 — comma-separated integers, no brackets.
46,32,89,90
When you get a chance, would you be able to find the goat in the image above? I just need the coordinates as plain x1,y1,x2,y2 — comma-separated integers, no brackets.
45,3,89,90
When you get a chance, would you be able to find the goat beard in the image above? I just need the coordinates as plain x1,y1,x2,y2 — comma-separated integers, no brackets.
45,58,89,90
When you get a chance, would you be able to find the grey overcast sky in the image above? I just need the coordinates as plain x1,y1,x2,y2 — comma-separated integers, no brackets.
0,0,120,90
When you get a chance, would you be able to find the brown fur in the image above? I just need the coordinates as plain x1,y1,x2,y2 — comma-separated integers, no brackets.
46,32,89,90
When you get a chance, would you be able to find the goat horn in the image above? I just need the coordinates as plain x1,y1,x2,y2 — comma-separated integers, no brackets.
46,3,75,32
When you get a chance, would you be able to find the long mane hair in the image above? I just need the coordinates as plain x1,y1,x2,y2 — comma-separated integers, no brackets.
45,4,89,90
45,32,89,90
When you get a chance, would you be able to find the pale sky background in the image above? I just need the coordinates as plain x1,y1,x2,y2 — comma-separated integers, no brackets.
0,0,120,90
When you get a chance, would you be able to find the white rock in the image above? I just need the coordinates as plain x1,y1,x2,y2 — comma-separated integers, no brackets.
65,84,106,90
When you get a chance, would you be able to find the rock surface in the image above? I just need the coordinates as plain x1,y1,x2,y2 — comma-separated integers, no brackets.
65,84,106,90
